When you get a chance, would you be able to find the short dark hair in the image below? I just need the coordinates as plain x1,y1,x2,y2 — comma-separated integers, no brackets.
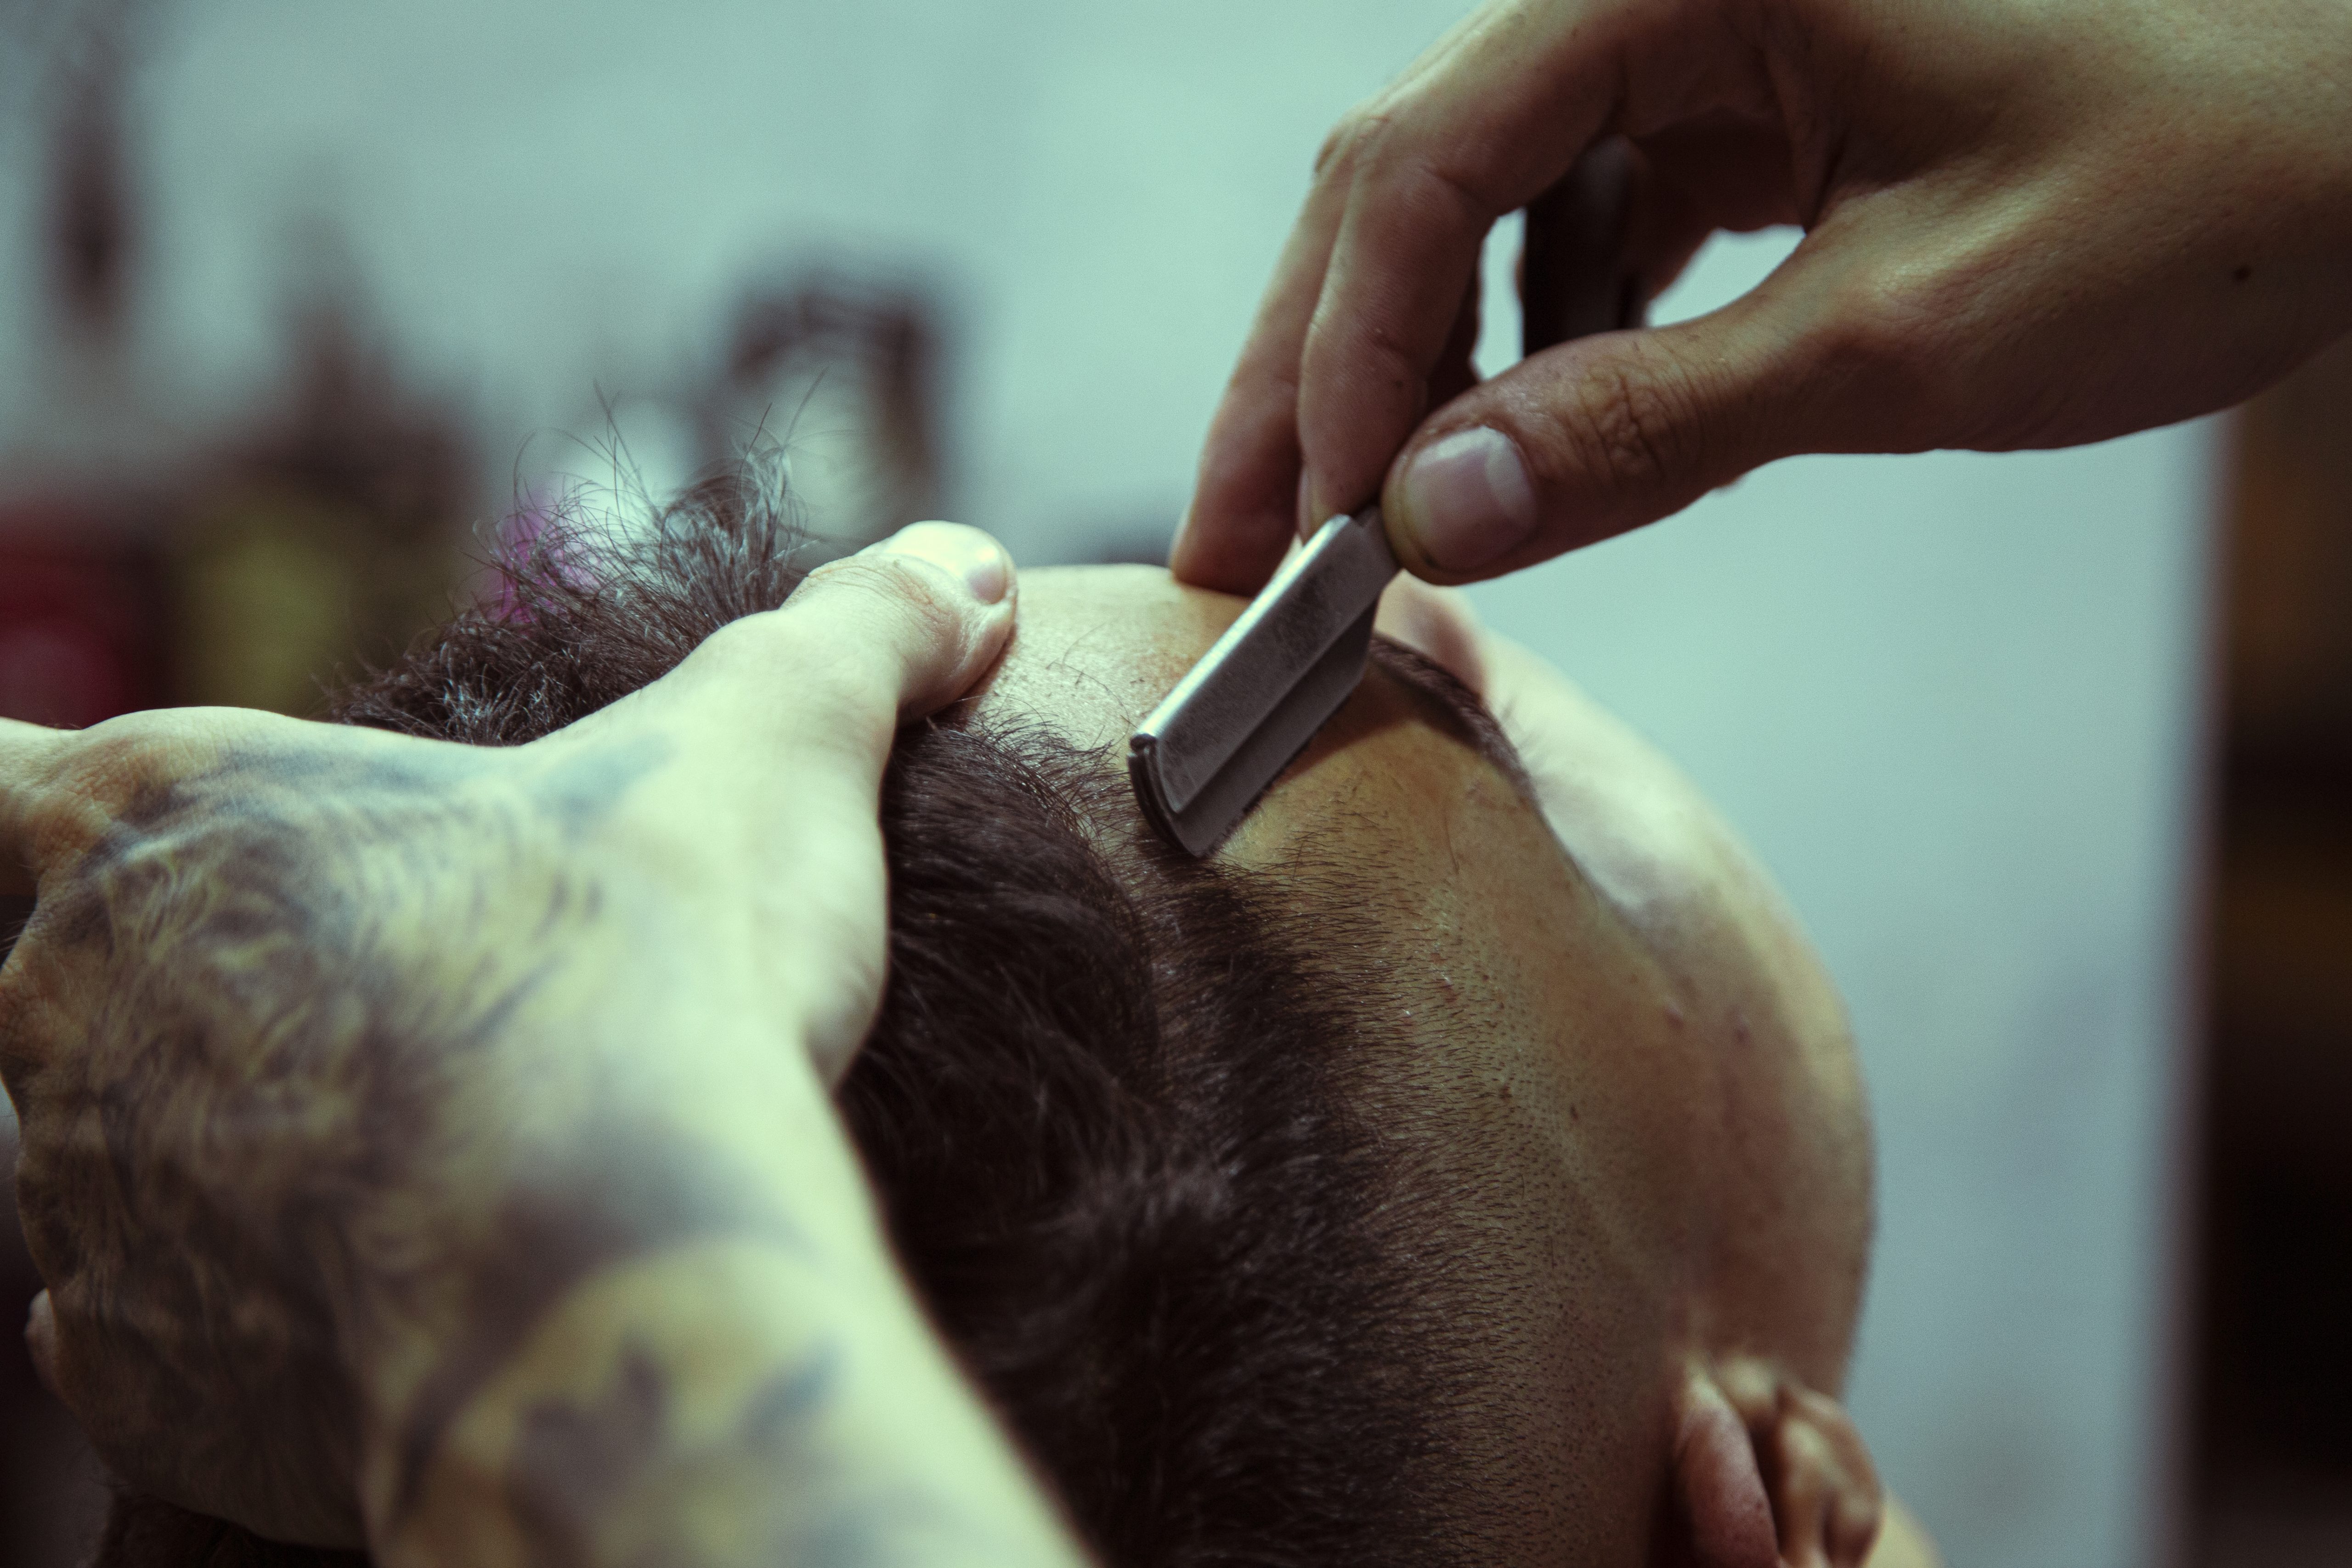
92,463,1464,1568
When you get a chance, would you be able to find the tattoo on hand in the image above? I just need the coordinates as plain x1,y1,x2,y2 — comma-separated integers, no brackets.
0,731,814,1540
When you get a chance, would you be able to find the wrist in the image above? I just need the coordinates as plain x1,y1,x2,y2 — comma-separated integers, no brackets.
334,1005,886,1491
307,779,916,1551
368,1237,1084,1568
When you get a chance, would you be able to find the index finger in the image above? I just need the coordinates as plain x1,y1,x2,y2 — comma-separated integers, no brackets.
1170,156,1357,593
1298,0,1769,527
1199,0,1797,580
1176,0,1639,591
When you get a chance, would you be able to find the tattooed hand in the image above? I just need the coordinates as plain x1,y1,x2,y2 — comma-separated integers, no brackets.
0,525,1088,1568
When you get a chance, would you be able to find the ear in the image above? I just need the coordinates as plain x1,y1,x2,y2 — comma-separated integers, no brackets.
1657,1359,1886,1568
1712,1357,1885,1568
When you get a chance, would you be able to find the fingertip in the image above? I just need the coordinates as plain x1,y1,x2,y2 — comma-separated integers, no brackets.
718,520,1017,746
1181,394,1314,593
864,520,1013,606
1168,504,1297,595
848,521,1019,715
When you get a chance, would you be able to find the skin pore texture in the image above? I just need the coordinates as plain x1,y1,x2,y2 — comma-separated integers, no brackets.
984,565,1895,1566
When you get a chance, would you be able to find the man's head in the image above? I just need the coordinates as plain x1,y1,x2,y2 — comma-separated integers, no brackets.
976,561,1881,1565
96,463,1877,1567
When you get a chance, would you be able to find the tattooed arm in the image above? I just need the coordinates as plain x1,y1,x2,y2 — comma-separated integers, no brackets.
2,526,1087,1567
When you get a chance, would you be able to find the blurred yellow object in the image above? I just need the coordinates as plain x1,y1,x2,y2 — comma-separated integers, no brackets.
170,487,458,715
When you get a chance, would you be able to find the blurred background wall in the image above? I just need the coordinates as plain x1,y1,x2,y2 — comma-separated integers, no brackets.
5,1,2337,1565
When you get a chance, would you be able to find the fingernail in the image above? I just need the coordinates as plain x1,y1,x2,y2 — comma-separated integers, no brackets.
1398,427,1536,573
870,521,1011,603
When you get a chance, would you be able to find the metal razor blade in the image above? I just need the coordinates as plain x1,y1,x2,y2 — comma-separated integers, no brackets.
1128,506,1399,855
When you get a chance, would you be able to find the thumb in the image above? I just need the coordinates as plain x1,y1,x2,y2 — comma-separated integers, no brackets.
651,519,1019,791
610,520,1017,1083
1379,280,1869,583
780,519,1019,727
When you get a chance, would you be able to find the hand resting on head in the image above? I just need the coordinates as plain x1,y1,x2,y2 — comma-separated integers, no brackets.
0,508,1086,1568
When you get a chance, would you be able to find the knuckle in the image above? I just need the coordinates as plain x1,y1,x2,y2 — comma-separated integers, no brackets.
1323,96,1499,227
1393,148,1506,232
29,713,215,860
1315,103,1392,177
808,553,966,650
1806,272,1963,442
683,610,784,685
1312,123,1350,177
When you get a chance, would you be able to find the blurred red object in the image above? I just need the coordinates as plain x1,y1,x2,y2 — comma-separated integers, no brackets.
0,503,166,729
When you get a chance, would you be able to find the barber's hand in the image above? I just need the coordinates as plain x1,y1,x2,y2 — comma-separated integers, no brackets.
1175,0,2352,591
2,525,1084,1567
